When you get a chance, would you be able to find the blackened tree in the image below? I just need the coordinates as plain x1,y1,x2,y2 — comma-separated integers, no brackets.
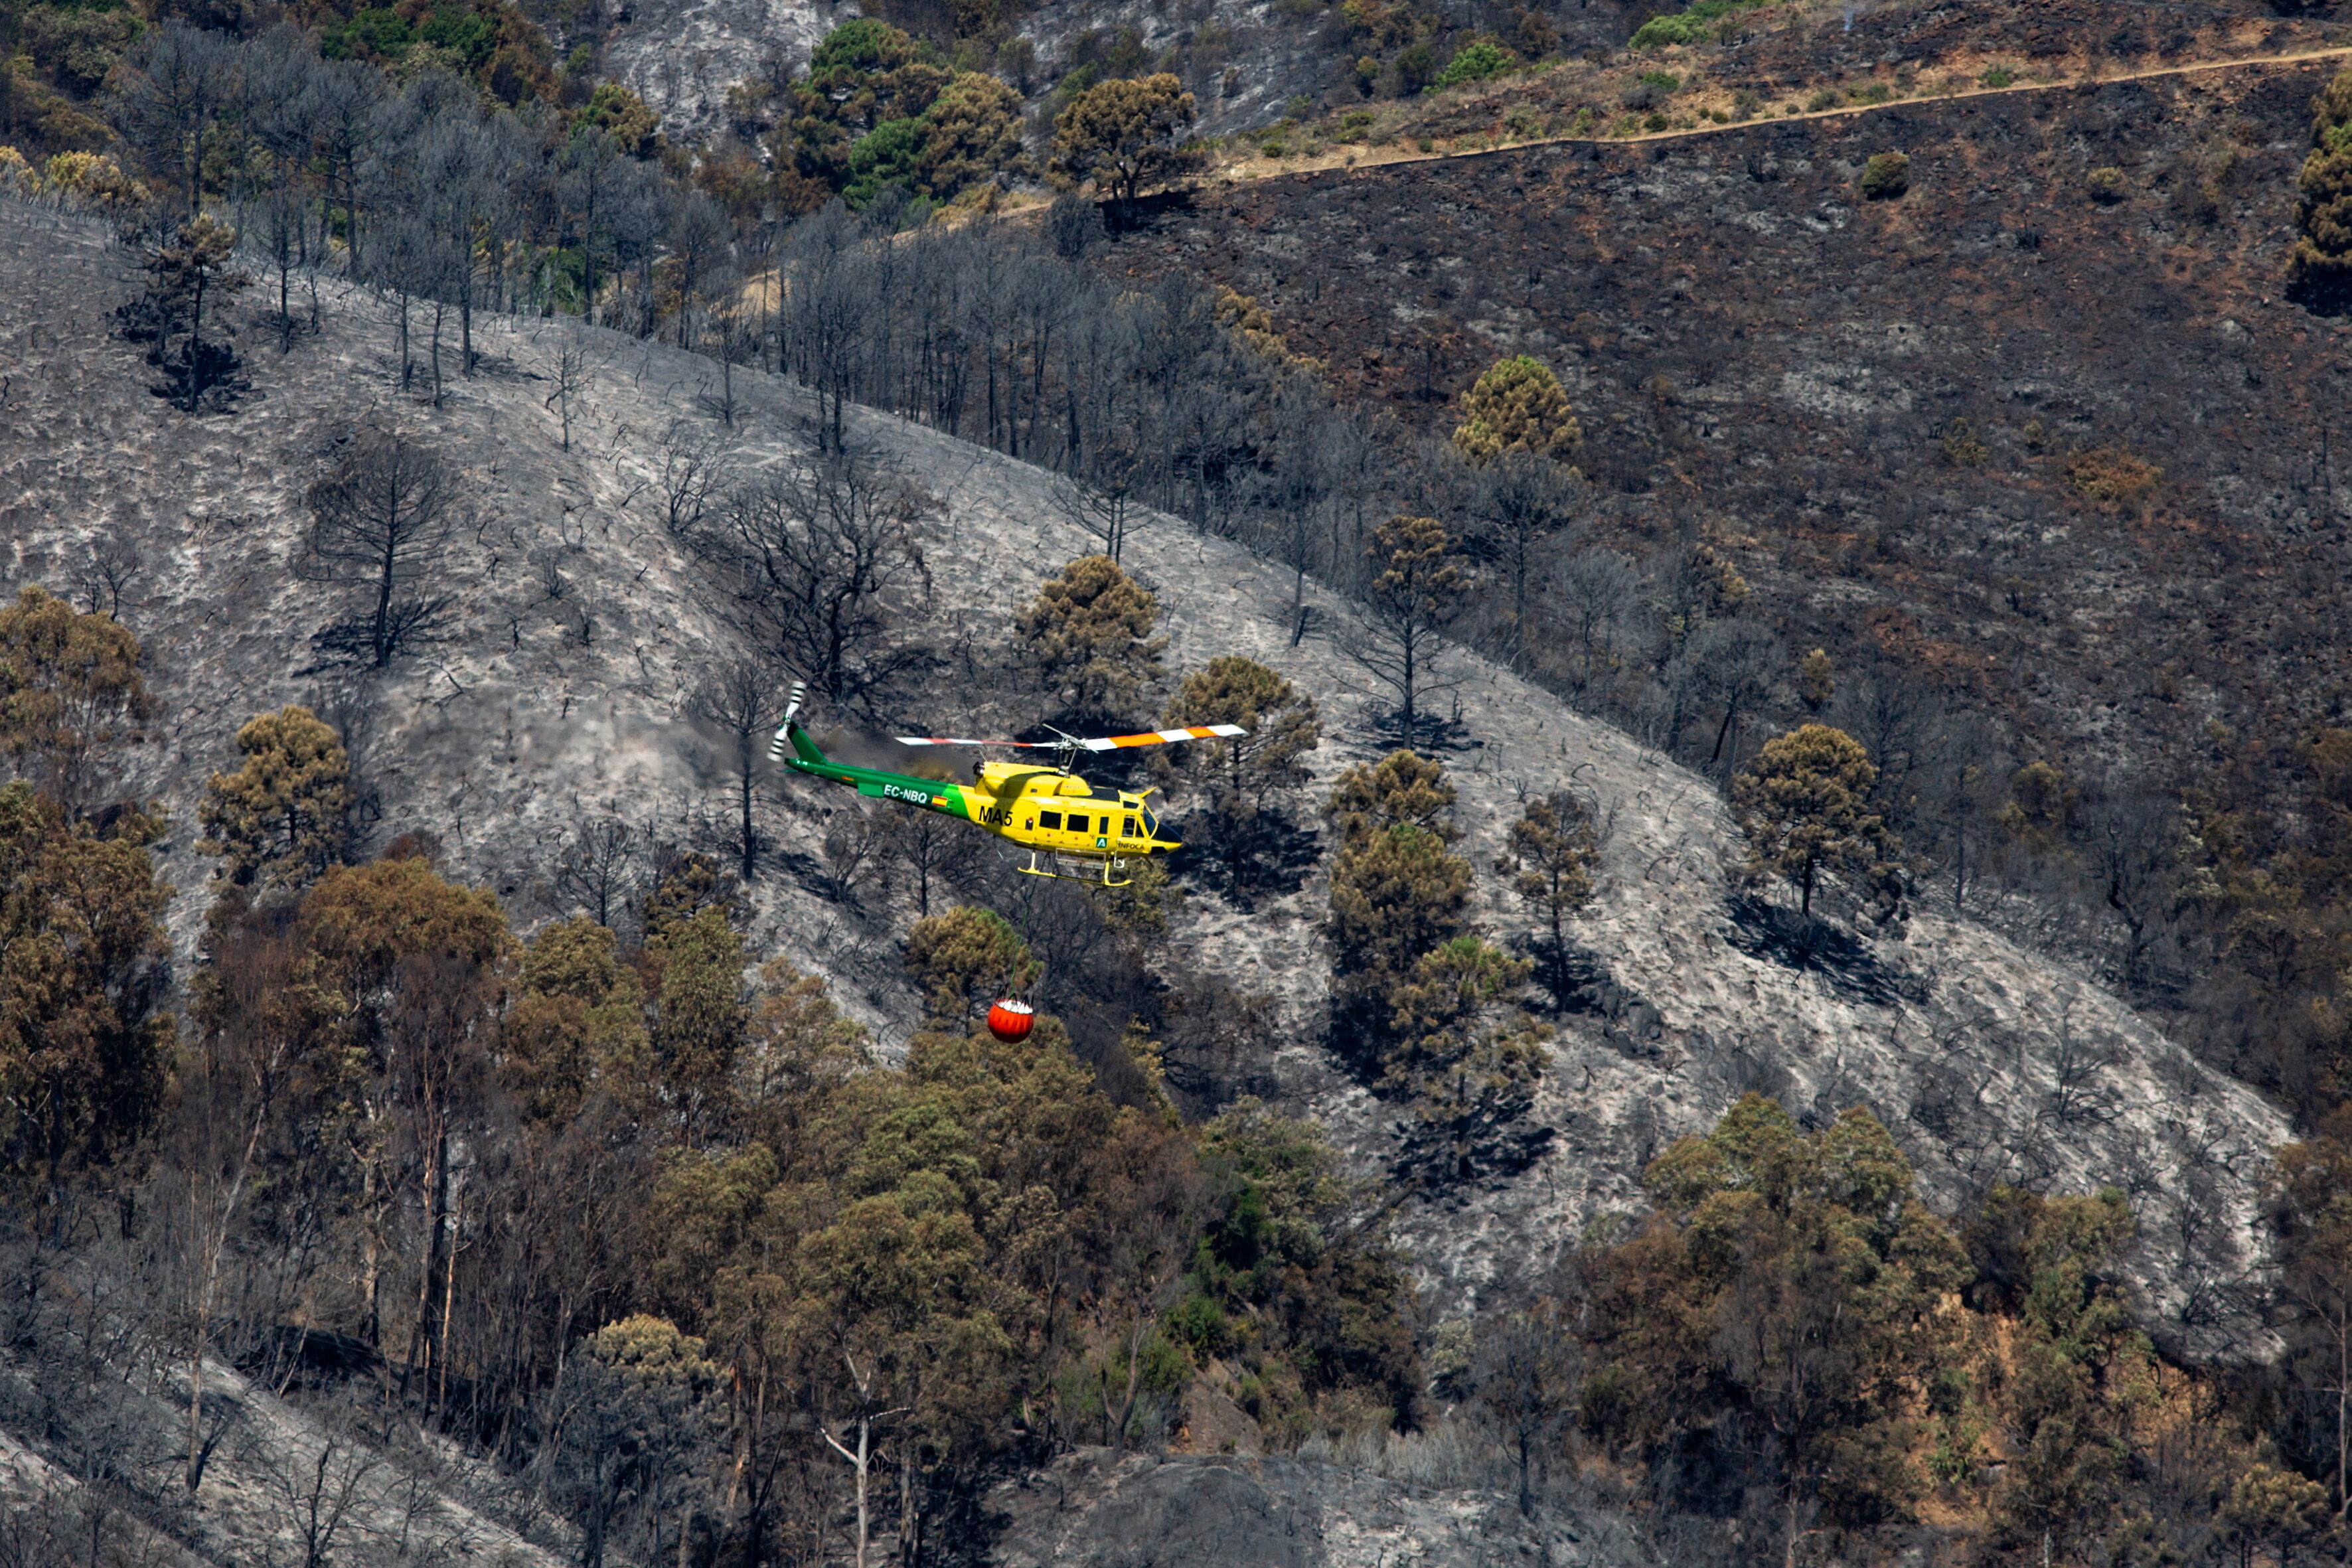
302,430,458,668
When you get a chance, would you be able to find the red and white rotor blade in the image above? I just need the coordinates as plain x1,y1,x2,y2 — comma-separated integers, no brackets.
1072,724,1248,752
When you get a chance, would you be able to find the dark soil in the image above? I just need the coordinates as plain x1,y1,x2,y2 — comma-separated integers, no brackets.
1108,54,2352,785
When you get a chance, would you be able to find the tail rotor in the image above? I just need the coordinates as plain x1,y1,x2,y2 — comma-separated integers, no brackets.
769,680,806,762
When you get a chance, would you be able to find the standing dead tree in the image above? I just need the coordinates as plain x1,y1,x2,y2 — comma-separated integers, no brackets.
651,420,732,539
702,446,937,710
688,659,783,883
1054,449,1149,565
545,342,589,451
303,430,458,668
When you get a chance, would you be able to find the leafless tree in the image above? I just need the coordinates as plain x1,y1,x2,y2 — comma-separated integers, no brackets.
544,342,589,451
2075,779,2181,992
704,445,936,710
303,429,457,668
1540,548,1636,701
779,204,875,454
1476,451,1581,655
558,128,627,329
1833,653,1932,815
1917,719,2007,914
77,536,141,620
1672,617,1780,773
819,811,886,906
1053,458,1148,565
702,305,758,430
111,23,237,216
875,804,976,918
666,189,730,352
556,809,642,930
255,1393,379,1568
2041,1002,2125,1130
651,420,732,540
688,659,783,883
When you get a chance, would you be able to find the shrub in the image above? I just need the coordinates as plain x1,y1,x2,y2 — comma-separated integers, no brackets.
1644,112,1669,132
2290,70,2352,305
1629,0,1770,48
1941,418,1988,467
1852,83,1891,106
40,150,144,207
0,146,37,199
1639,69,1680,92
2062,446,2162,511
1808,87,1842,112
1859,151,1910,199
1433,40,1516,91
1980,64,2015,88
1395,42,1437,94
2085,165,2127,204
1453,356,1581,461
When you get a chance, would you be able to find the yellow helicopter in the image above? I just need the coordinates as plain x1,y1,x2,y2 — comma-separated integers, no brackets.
769,682,1244,886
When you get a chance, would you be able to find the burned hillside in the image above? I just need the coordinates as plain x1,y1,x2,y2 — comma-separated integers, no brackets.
1110,58,2352,798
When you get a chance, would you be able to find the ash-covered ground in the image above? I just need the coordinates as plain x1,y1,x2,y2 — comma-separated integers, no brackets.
0,196,2284,1374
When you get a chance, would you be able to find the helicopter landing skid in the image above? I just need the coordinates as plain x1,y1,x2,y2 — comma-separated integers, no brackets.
1018,850,1131,887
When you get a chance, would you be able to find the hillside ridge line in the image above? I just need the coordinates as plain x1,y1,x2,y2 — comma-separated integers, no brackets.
1181,40,2352,190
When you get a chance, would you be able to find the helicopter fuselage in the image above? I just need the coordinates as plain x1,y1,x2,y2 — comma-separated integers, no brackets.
775,721,1178,873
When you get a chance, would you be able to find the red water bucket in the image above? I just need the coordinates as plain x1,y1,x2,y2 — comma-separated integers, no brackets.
986,998,1036,1043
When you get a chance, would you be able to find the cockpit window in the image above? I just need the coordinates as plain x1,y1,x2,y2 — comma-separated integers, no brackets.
1141,807,1160,839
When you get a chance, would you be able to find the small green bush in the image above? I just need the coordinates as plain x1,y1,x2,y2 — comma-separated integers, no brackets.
1396,42,1437,94
1859,150,1909,199
1433,40,1516,91
1852,83,1891,106
1980,64,2015,88
1640,69,1681,92
1629,0,1771,48
1808,87,1842,112
1644,112,1670,132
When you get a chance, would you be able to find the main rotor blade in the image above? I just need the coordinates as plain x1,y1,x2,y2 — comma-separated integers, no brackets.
893,724,1247,751
1071,724,1248,751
